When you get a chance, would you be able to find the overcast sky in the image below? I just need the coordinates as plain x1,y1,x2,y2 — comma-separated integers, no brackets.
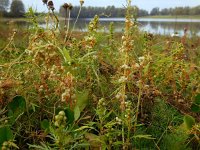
22,0,200,12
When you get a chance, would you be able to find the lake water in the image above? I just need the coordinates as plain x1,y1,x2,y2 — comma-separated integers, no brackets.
73,18,200,36
1,17,200,36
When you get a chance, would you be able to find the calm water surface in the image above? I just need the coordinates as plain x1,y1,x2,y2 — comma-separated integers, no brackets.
1,18,200,36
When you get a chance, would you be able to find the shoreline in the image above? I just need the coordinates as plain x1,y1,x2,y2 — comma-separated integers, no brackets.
1,15,200,22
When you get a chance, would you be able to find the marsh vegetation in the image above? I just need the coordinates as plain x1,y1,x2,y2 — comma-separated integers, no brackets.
0,0,200,149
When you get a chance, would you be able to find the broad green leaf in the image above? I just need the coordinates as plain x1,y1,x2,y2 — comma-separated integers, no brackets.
0,127,13,146
76,90,89,112
191,94,200,113
40,119,50,132
191,104,200,113
63,47,72,62
74,106,80,121
65,108,74,124
8,96,26,124
194,93,200,105
183,115,195,130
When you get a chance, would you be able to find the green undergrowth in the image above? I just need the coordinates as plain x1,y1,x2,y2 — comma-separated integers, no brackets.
0,0,200,149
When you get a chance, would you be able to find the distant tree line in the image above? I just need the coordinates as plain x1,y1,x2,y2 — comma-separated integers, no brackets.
150,6,200,16
0,0,25,18
59,5,200,18
59,6,149,18
1,1,200,18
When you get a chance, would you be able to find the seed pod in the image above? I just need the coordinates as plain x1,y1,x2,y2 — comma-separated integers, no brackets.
55,115,59,121
2,141,8,147
58,111,65,116
54,121,59,127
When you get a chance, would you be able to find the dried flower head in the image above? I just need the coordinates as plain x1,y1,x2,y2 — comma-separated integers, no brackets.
42,0,48,4
80,0,84,6
62,3,69,10
47,0,54,10
68,3,73,10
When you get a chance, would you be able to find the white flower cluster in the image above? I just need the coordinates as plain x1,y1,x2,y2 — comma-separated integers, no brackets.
136,80,142,87
121,64,130,69
25,49,33,55
118,76,128,83
125,101,132,118
115,92,127,100
61,89,71,102
133,63,140,69
116,117,122,125
138,56,145,65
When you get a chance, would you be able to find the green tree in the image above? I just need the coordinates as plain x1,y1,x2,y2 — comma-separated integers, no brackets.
10,0,25,17
0,0,9,13
150,7,160,16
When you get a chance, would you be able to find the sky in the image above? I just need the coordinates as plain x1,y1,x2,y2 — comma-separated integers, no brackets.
22,0,200,12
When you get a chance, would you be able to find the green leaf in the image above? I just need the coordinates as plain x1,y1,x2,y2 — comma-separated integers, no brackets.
194,93,200,105
183,115,195,130
0,127,13,146
74,126,94,132
64,108,74,124
63,47,72,62
133,134,155,140
191,94,200,113
76,90,89,112
191,104,200,113
40,119,50,132
74,106,80,121
85,133,102,147
143,63,150,74
7,96,26,124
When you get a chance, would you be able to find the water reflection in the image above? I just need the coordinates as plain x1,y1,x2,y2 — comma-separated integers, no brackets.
1,18,200,36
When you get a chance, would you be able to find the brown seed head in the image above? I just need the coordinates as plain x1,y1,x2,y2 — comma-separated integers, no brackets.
42,0,48,4
68,3,73,10
62,3,69,10
48,0,55,10
80,0,84,6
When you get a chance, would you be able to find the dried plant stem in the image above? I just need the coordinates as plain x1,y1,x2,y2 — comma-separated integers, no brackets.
52,10,59,29
68,5,82,41
134,85,142,132
64,10,71,43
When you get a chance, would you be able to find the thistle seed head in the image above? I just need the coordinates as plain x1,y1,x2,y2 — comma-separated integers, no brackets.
68,3,73,10
47,0,55,11
80,0,84,6
42,0,48,4
62,3,69,10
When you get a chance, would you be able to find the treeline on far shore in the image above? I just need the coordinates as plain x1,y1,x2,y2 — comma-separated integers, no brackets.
59,5,200,18
59,6,148,18
1,2,200,18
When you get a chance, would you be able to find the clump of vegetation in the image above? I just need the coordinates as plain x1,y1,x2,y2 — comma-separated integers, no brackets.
0,0,200,149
